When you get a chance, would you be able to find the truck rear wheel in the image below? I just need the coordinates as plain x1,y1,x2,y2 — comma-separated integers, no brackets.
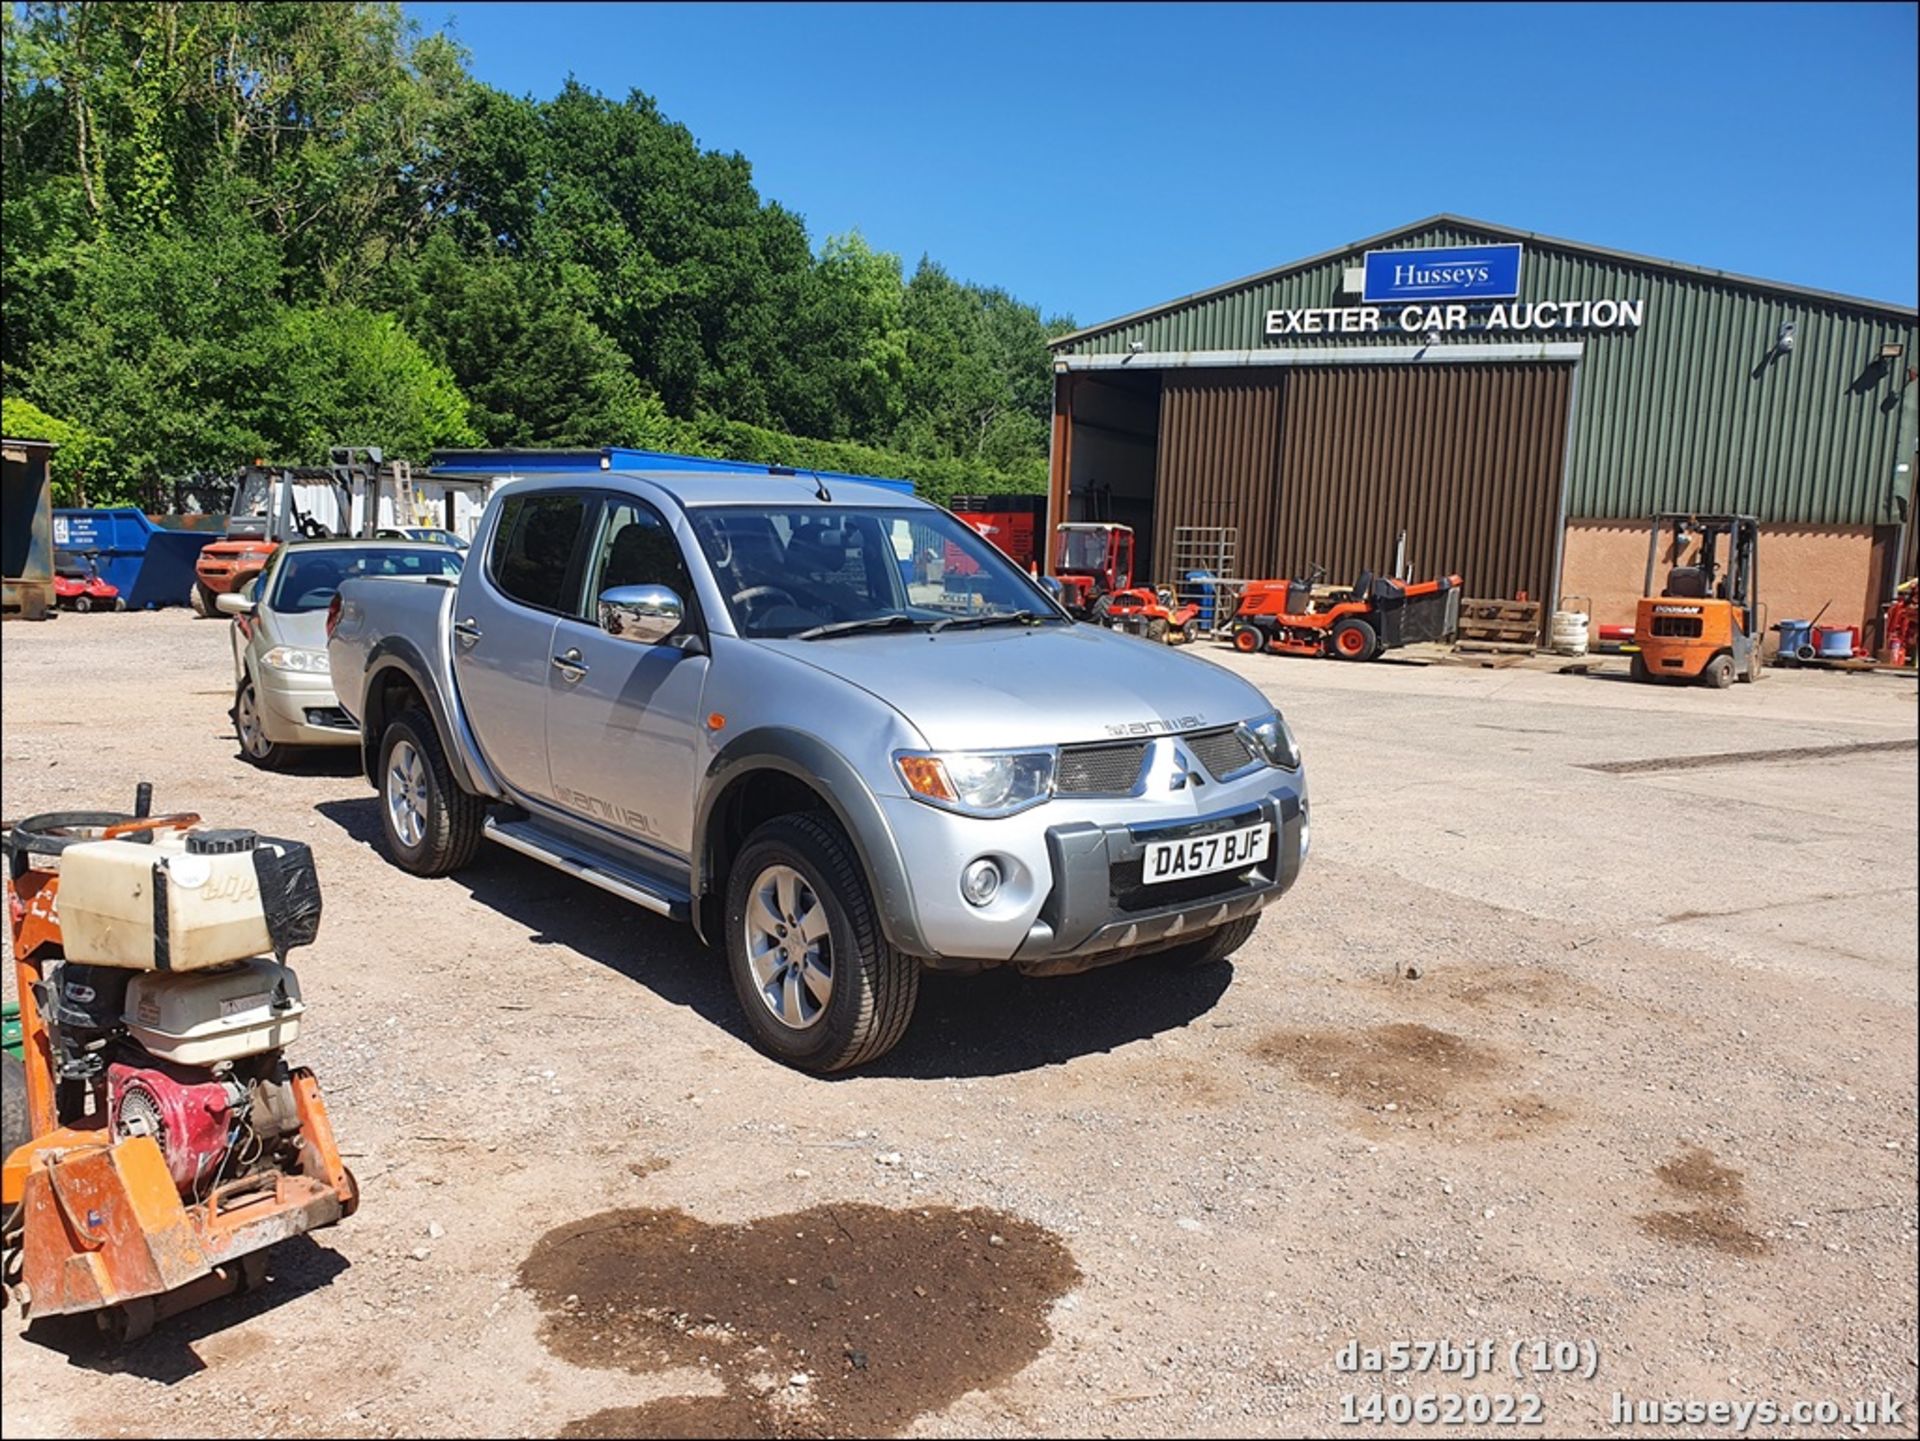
378,708,484,876
189,583,215,618
724,813,919,1073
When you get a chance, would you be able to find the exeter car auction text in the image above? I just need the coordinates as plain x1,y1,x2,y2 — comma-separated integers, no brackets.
1266,298,1646,336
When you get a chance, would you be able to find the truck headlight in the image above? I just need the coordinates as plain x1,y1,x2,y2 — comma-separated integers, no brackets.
895,749,1055,816
1243,711,1301,769
261,646,330,673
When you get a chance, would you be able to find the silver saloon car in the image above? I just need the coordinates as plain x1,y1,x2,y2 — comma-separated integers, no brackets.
221,539,463,767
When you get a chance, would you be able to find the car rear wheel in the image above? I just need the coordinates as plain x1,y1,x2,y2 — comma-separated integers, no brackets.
1155,915,1260,969
234,678,289,770
724,813,918,1073
378,708,485,876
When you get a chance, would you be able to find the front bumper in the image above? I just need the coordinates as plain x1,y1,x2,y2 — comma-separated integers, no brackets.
254,667,360,748
876,766,1308,970
1008,790,1306,974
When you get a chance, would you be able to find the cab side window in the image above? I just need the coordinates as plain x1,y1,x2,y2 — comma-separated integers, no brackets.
583,500,694,615
489,493,589,612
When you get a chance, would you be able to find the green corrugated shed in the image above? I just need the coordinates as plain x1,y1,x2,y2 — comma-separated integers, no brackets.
1051,217,1918,527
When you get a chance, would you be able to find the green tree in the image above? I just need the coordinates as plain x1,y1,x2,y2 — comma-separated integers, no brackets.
259,306,478,460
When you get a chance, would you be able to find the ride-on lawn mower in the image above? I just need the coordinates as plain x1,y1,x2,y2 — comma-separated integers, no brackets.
1,785,356,1340
1228,564,1463,661
52,551,125,613
1050,522,1136,619
1103,587,1204,644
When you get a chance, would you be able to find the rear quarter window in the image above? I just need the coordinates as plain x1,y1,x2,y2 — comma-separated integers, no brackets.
489,493,589,611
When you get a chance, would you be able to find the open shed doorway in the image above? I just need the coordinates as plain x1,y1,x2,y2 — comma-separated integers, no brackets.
1063,370,1162,580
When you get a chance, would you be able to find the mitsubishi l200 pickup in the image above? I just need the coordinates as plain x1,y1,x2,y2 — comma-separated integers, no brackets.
327,468,1309,1070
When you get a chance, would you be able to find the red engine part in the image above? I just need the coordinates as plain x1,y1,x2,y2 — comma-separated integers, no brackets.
108,1061,240,1194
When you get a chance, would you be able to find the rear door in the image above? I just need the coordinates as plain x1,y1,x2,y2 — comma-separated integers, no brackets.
545,495,709,859
452,490,593,804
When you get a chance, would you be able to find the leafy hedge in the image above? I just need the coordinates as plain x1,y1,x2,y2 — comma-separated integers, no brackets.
659,415,1047,508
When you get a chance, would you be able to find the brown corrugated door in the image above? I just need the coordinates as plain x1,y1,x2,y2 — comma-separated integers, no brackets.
1274,363,1573,609
1154,373,1286,581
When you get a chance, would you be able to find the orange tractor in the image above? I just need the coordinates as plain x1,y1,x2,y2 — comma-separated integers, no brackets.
1228,564,1462,660
2,786,356,1338
1050,522,1137,620
1630,513,1762,687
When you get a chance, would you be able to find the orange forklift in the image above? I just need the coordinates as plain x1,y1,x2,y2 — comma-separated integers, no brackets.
1228,564,1462,661
1630,513,1762,687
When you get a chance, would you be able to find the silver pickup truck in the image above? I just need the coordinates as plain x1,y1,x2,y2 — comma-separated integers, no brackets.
327,467,1309,1070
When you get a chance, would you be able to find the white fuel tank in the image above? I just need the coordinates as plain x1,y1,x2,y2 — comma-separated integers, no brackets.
123,957,305,1066
56,829,293,971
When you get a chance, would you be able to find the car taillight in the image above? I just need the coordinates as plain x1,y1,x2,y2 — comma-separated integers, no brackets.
325,593,343,639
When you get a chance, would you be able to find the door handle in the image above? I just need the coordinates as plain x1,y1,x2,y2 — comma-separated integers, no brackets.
552,648,589,680
453,617,483,646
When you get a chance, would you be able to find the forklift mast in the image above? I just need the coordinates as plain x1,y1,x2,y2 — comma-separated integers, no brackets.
1643,512,1760,622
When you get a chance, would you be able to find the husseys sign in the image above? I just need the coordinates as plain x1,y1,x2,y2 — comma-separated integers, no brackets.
1266,242,1645,338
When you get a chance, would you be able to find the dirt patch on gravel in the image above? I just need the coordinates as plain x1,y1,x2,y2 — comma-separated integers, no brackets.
1256,1023,1498,1113
518,1204,1078,1438
1636,1147,1769,1258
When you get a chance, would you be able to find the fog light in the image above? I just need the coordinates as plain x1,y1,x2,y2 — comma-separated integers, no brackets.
961,858,1002,907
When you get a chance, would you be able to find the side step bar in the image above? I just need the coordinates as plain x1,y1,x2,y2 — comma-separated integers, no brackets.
483,816,691,921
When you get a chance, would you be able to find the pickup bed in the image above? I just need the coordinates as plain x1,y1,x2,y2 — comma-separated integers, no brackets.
329,467,1309,1070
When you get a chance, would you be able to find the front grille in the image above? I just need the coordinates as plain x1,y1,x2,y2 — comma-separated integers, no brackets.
1186,726,1258,779
1056,741,1148,794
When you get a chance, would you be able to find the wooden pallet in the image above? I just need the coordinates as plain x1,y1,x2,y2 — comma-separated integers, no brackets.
1455,597,1542,651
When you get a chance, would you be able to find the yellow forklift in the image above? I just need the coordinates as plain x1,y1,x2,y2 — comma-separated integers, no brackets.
1630,512,1763,687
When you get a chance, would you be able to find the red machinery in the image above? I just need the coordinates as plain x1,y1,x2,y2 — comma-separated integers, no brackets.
2,786,356,1339
1228,565,1463,661
52,550,125,613
1103,587,1203,644
1884,577,1918,667
1051,523,1135,619
949,494,1045,573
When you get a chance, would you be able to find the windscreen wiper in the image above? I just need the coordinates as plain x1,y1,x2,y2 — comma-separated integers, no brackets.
793,613,922,641
928,609,1040,634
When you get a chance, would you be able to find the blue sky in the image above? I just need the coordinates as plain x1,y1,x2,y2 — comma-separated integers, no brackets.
406,2,1918,325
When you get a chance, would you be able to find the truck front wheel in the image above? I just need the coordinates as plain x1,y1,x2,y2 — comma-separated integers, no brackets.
724,813,919,1073
1155,915,1260,969
378,708,484,876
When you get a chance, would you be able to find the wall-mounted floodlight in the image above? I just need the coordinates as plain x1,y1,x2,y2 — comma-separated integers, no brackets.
1127,340,1146,353
1879,341,1904,360
1776,321,1796,353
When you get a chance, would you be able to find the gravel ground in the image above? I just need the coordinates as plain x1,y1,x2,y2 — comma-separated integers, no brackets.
2,609,1915,1439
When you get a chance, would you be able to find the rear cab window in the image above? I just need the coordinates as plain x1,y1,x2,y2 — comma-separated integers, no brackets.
487,493,592,613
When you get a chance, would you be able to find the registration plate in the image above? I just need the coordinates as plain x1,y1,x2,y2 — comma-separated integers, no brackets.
1142,823,1270,884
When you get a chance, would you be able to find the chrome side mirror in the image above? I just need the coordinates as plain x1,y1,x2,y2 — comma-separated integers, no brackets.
598,584,683,644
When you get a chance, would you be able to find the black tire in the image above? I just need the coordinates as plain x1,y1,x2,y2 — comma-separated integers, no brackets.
113,597,127,612
377,708,485,876
234,678,290,770
1155,915,1260,970
1629,652,1651,682
1231,623,1265,654
1702,653,1736,689
1146,616,1170,644
724,813,919,1073
189,582,215,618
2,1053,27,1171
1742,648,1763,683
73,594,93,614
1088,594,1112,623
1330,616,1377,661
1180,619,1201,645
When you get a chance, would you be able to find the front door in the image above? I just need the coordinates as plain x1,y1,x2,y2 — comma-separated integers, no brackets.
453,490,592,804
546,496,709,861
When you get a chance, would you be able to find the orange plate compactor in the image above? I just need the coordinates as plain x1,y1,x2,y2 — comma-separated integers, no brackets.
1,786,355,1339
